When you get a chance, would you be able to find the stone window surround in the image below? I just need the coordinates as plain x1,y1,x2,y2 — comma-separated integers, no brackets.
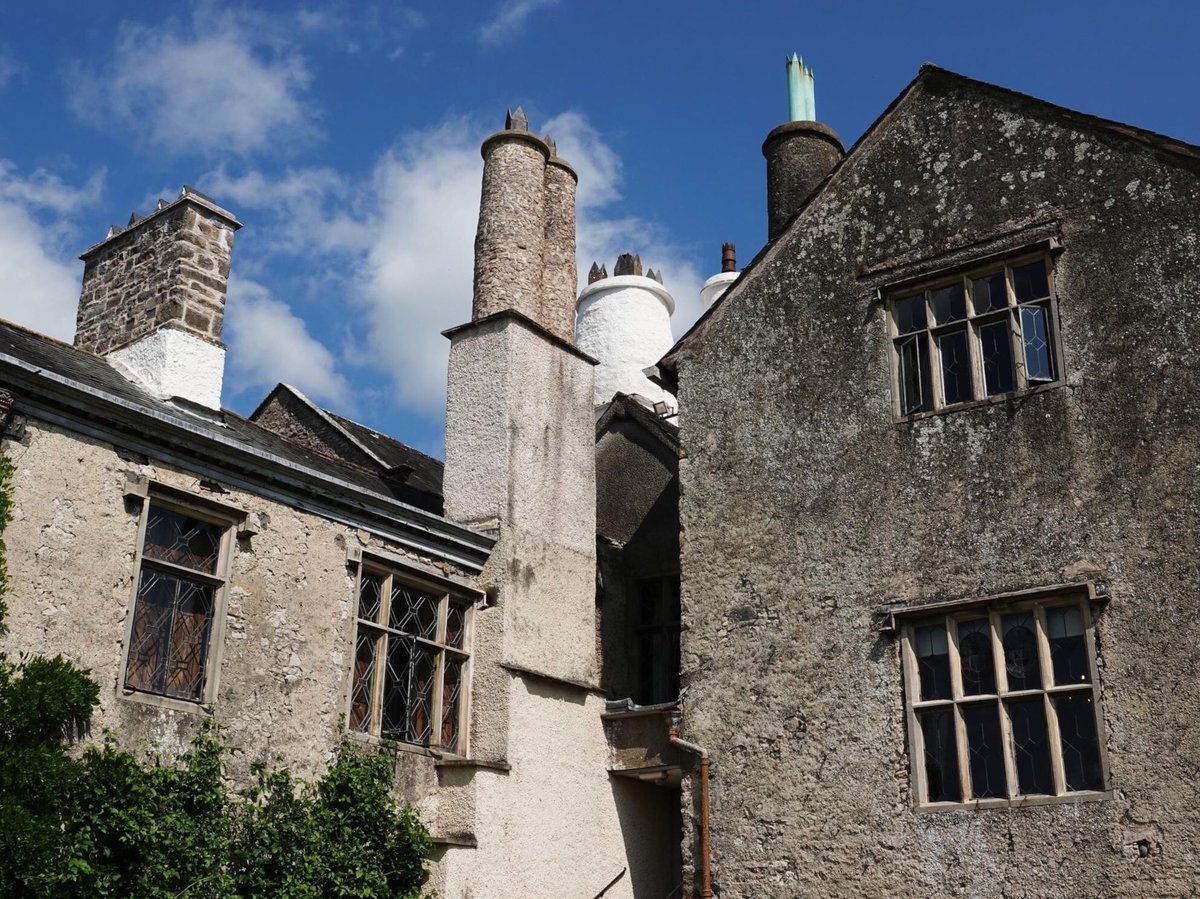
344,544,480,760
119,477,243,714
885,247,1066,421
896,583,1113,813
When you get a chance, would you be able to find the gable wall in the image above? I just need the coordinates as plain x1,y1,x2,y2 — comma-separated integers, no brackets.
677,74,1200,896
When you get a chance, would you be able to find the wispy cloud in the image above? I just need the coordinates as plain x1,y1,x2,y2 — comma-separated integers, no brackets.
0,162,105,340
0,50,20,91
224,276,351,408
71,11,315,157
478,0,559,45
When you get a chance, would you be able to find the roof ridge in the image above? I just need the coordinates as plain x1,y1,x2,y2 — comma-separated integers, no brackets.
324,408,443,467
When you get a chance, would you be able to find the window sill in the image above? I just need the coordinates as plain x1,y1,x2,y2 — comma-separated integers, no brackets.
895,380,1067,424
343,729,469,761
119,687,212,716
914,789,1113,815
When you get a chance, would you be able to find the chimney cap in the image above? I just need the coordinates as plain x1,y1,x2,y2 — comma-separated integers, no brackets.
79,187,241,261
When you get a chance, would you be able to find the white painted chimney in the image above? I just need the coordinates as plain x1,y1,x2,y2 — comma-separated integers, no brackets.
700,242,739,310
575,254,675,410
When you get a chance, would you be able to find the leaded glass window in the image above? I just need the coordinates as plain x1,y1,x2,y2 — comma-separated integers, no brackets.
349,565,472,754
124,502,229,702
901,592,1107,810
889,252,1061,417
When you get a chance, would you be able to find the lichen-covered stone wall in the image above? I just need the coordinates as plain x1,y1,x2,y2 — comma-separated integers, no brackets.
676,71,1200,896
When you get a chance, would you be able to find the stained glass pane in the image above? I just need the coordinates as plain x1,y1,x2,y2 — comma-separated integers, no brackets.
918,708,961,802
1007,697,1053,795
391,584,439,640
1020,304,1056,382
1046,605,1090,686
971,272,1007,313
898,336,931,415
914,624,951,701
445,604,467,650
441,656,464,752
1055,693,1104,792
142,506,221,574
1012,261,1049,303
979,320,1015,395
381,637,412,741
957,618,996,695
358,573,383,623
931,283,966,324
1001,613,1042,691
894,295,927,334
963,702,1007,799
349,630,377,733
124,569,213,701
938,329,972,405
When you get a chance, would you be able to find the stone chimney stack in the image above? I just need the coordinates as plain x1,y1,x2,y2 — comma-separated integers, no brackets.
75,187,241,409
575,253,676,409
472,108,578,344
763,54,844,241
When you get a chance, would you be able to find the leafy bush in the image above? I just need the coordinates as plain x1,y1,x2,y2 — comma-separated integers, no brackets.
0,456,431,898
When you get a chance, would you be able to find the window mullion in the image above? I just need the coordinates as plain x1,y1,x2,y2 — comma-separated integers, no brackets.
1004,265,1029,391
901,628,930,805
925,293,943,409
369,630,387,737
989,608,1019,799
1080,601,1110,791
1034,605,1067,795
963,275,984,401
430,597,450,749
946,616,972,801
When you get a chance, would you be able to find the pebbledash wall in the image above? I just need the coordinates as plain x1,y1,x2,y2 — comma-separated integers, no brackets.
665,67,1200,896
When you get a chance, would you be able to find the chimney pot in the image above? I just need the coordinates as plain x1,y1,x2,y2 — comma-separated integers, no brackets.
721,243,737,273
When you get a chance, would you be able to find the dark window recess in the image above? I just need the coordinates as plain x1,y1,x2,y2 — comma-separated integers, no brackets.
938,329,972,405
919,708,961,803
898,335,931,415
1046,606,1090,686
914,624,951,701
1055,693,1104,791
1008,697,1054,795
1001,613,1041,691
931,283,966,324
632,577,681,705
963,702,1007,799
957,618,996,695
978,320,1015,395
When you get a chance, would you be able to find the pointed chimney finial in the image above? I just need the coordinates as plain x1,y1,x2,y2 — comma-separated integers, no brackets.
588,261,605,284
505,107,529,131
786,53,816,122
615,253,643,277
543,134,556,155
722,242,737,273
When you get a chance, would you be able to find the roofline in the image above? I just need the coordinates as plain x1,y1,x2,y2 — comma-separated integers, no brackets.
595,392,680,452
658,62,1200,379
443,309,599,365
269,382,393,470
0,352,493,571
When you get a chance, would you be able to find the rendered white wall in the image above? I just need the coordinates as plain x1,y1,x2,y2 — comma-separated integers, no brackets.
575,275,676,409
107,327,225,409
700,270,739,310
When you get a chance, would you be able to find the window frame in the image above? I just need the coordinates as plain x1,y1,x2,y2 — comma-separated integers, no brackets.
345,558,475,758
120,492,237,711
899,587,1111,812
886,250,1065,420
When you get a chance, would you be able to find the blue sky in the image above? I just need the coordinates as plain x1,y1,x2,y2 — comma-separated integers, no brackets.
2,0,1197,455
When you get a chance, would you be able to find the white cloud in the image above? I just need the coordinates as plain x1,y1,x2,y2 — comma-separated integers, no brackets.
206,109,703,420
72,12,314,157
478,0,558,44
224,276,351,407
0,163,105,341
0,51,20,91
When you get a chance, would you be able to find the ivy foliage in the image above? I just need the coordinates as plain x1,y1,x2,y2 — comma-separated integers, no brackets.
0,457,432,898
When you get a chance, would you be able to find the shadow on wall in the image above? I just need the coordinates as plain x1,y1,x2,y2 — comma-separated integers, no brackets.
609,776,683,899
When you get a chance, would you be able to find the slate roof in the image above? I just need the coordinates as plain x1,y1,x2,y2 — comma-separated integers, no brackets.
324,410,444,500
0,317,490,569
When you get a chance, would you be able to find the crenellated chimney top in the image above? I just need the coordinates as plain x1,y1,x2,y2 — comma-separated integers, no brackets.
75,186,241,409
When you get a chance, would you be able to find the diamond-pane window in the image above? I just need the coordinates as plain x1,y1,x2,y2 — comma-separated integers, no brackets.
889,252,1062,417
902,592,1107,810
350,564,472,754
124,501,229,703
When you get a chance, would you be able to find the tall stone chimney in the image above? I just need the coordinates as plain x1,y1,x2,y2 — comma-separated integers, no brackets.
575,253,676,409
762,54,844,241
76,187,241,409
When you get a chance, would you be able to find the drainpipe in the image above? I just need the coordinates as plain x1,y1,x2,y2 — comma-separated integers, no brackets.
669,723,713,899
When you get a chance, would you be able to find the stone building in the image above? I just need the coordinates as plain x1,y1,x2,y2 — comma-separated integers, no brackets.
659,61,1200,896
5,55,1199,899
